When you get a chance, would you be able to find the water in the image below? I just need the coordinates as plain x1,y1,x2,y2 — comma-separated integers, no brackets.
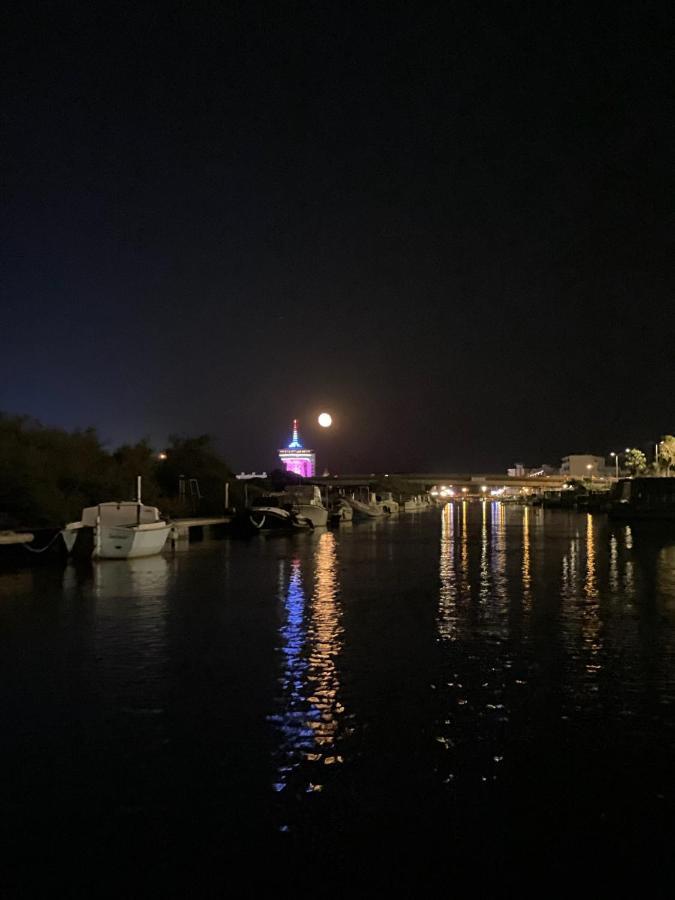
1,504,674,893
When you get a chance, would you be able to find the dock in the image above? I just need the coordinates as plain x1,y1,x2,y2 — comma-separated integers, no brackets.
0,531,35,546
169,517,232,547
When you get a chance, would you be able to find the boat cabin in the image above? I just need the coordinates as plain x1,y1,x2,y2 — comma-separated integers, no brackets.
79,502,163,527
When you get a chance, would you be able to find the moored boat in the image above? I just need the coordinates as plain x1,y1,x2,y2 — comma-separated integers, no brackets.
329,498,353,523
402,494,430,511
234,495,314,535
282,485,329,527
609,477,675,520
347,492,384,519
375,491,399,514
62,477,171,560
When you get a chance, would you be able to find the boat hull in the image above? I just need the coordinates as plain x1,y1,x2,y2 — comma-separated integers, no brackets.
330,502,353,523
96,523,171,559
234,506,313,536
62,523,171,559
294,504,328,527
348,499,383,519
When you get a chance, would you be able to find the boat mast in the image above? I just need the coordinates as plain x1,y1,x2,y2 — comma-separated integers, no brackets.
136,475,142,524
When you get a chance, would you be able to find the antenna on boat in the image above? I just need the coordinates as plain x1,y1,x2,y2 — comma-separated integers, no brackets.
136,475,143,525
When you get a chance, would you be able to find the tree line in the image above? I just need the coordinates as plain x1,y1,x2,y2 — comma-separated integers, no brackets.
0,413,246,529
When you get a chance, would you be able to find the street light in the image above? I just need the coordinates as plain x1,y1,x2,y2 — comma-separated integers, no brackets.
609,452,619,479
586,463,593,484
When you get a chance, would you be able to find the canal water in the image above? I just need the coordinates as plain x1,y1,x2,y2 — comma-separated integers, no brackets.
1,505,674,893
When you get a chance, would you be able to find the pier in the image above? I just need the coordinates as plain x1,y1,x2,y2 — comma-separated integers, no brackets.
169,517,232,548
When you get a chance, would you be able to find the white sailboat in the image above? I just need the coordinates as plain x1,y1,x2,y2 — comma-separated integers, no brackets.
62,477,171,560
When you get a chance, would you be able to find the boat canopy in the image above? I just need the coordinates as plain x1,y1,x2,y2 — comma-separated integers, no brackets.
80,502,162,527
285,485,323,503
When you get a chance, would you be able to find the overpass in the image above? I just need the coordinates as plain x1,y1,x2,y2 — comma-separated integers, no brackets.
309,473,609,491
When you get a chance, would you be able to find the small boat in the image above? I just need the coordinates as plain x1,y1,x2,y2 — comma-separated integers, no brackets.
329,498,353,523
347,492,384,519
609,477,675,520
282,485,329,527
402,495,427,511
236,496,313,534
375,491,399,514
62,477,171,560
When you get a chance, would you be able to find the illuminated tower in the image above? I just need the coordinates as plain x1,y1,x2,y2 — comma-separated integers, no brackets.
278,419,316,478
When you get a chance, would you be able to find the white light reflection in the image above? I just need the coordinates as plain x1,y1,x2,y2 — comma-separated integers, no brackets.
479,499,490,603
438,503,458,641
609,533,619,594
490,501,508,610
459,500,470,600
582,514,602,678
522,505,532,607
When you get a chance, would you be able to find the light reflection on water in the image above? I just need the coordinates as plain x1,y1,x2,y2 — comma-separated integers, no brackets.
1,507,675,882
522,505,531,606
271,530,345,795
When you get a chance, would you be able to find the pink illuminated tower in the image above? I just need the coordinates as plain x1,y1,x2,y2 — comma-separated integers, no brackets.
278,419,316,478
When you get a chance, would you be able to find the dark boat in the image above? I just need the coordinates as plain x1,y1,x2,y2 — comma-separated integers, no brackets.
230,496,313,536
608,477,675,520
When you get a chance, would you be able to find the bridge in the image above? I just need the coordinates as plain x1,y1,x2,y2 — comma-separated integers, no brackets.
309,473,610,491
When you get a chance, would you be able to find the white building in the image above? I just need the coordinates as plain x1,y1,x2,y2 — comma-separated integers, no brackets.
560,455,608,478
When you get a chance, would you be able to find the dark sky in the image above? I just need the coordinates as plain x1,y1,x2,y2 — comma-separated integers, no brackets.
2,1,673,472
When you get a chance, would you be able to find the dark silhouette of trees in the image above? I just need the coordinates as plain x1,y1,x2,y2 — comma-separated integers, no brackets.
0,414,238,527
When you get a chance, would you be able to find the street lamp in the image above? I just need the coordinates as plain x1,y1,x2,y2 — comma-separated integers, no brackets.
586,463,593,484
609,452,619,479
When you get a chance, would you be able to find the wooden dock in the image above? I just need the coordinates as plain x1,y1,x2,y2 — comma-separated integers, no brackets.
169,517,232,547
0,531,35,546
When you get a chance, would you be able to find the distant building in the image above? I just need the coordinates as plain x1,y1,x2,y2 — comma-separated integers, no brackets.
560,455,608,478
528,464,559,477
278,419,316,478
508,462,559,477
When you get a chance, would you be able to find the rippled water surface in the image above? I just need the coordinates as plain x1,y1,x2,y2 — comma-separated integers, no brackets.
2,505,675,892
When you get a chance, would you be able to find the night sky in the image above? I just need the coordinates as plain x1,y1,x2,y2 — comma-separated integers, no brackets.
2,2,673,473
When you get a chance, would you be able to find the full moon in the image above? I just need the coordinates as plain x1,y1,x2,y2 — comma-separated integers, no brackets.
318,412,332,428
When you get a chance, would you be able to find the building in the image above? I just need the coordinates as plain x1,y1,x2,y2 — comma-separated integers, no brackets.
560,455,608,478
507,463,559,477
278,419,316,478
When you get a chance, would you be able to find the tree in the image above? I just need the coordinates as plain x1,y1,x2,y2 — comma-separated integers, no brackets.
155,434,236,514
624,448,647,476
112,440,162,505
657,435,675,476
0,413,116,526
